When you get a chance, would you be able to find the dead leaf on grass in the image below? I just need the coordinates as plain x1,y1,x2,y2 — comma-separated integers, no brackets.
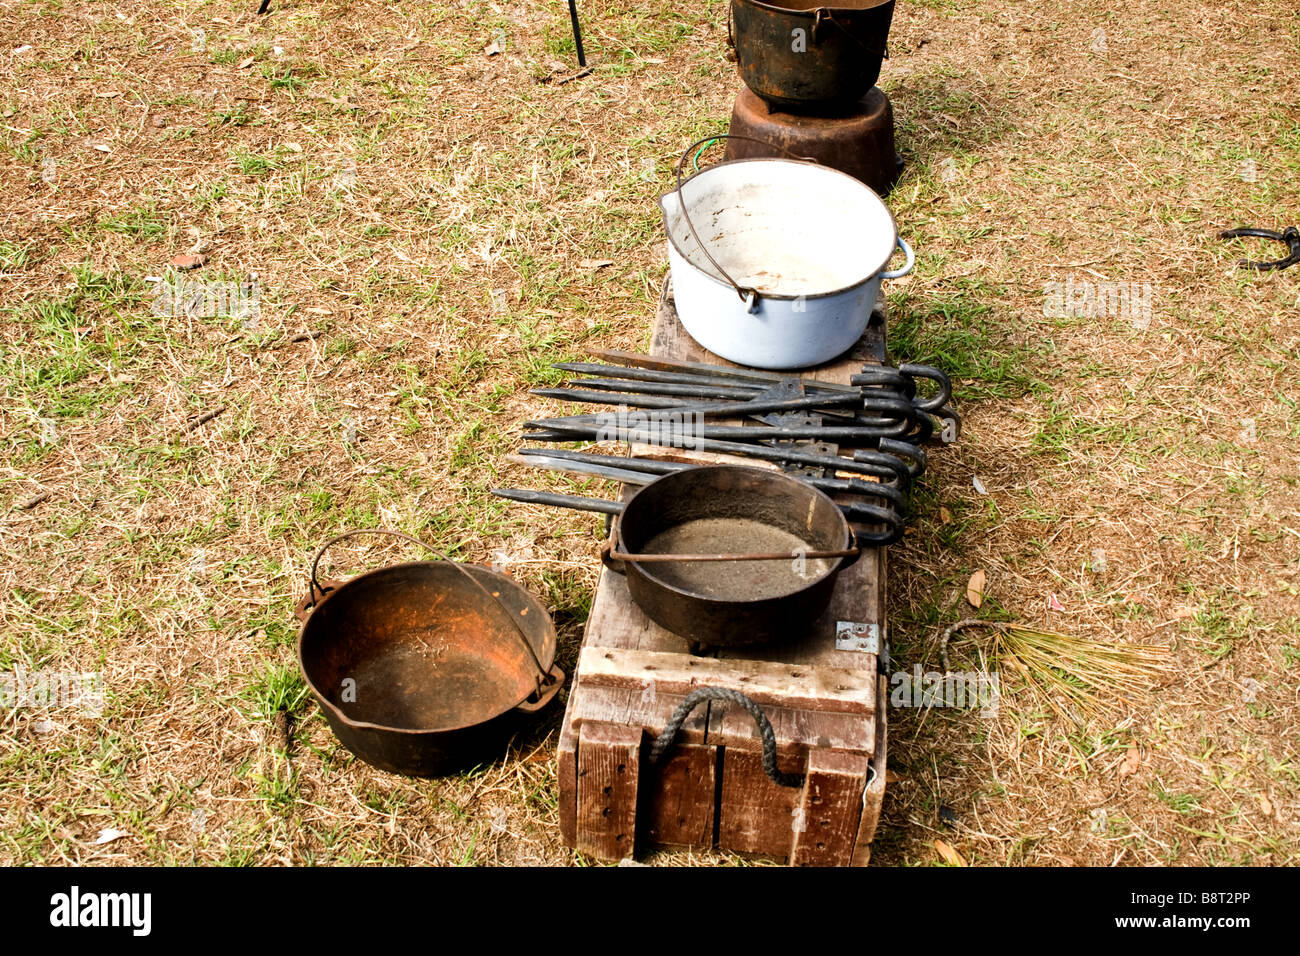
966,569,986,608
934,839,967,866
1119,746,1141,776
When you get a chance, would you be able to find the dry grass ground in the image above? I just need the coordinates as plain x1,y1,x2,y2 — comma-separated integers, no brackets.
1,0,1296,865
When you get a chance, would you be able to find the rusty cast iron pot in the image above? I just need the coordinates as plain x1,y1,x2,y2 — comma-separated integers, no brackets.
604,466,859,647
730,0,896,111
296,531,564,777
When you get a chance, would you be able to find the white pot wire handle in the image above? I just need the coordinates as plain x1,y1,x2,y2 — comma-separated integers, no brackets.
675,134,818,312
880,236,914,280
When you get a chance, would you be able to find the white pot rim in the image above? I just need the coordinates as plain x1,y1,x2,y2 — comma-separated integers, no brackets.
659,157,901,302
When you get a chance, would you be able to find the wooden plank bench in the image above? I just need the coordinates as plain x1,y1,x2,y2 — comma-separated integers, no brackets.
556,282,890,865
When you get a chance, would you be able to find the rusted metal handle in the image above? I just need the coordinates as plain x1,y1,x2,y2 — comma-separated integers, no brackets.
515,665,566,714
606,546,859,564
303,529,558,692
599,539,627,575
836,544,864,570
308,529,437,602
812,6,889,57
294,579,342,623
812,6,830,44
603,523,860,570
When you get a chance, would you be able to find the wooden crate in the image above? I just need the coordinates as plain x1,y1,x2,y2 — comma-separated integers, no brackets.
556,284,890,865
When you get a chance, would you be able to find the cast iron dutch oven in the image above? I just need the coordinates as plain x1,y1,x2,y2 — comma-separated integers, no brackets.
730,0,896,110
601,465,860,647
296,530,564,777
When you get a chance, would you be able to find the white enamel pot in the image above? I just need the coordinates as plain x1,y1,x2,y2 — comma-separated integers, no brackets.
659,137,914,369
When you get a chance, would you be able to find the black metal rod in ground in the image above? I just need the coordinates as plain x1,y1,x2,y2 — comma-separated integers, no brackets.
568,0,587,68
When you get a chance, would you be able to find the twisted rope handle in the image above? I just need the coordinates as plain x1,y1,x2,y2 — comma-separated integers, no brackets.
649,686,804,788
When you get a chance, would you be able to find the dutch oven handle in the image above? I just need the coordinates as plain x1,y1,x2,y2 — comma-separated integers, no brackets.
837,539,864,569
674,134,821,315
811,6,890,58
515,664,566,713
651,687,804,788
599,538,627,576
600,536,863,571
300,529,561,695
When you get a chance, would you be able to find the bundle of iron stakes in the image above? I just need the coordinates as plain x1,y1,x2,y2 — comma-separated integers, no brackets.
493,350,959,547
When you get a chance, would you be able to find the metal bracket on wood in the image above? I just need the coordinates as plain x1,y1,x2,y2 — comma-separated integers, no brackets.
836,621,879,654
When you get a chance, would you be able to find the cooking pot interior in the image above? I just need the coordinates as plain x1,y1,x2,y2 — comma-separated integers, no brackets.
619,468,849,601
300,564,553,732
662,160,896,297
